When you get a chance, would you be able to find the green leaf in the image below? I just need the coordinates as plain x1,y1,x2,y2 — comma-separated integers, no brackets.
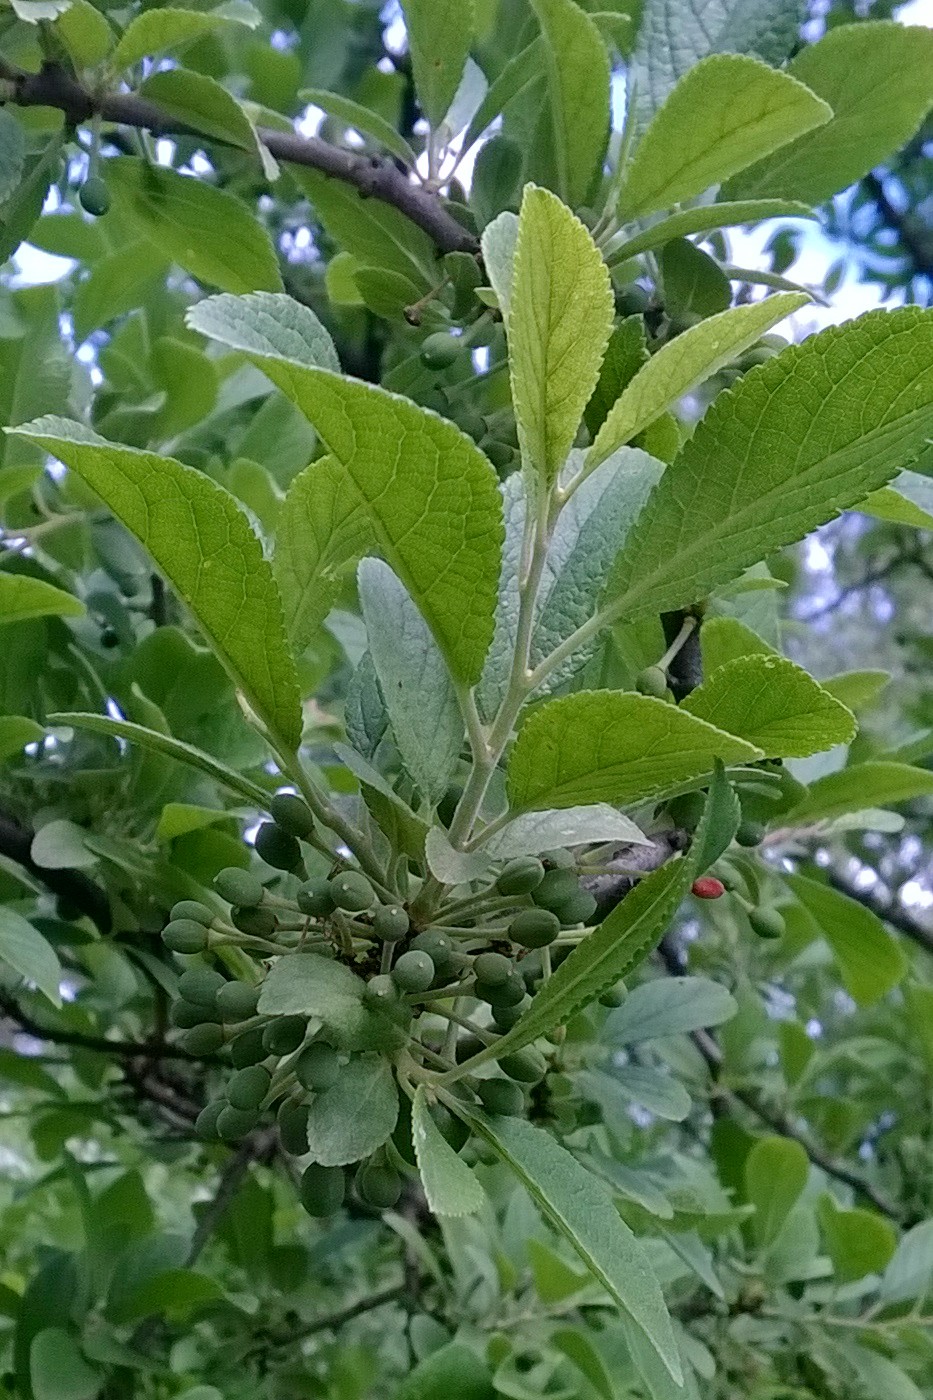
820,670,890,713
700,616,776,673
859,471,933,530
620,55,830,220
606,307,933,619
306,1054,398,1167
335,743,430,863
483,805,650,859
509,186,612,489
552,1329,617,1400
258,952,401,1052
138,69,263,163
588,294,807,469
115,1269,222,1322
73,241,170,344
660,239,731,320
480,211,519,319
106,158,282,294
299,89,417,165
506,691,761,812
787,874,907,1007
188,293,503,686
606,200,814,265
54,0,112,67
818,1196,896,1283
0,715,43,763
31,820,96,871
630,0,805,129
0,908,61,1007
682,655,856,759
400,0,474,127
424,828,492,885
463,38,544,150
0,574,84,625
12,420,300,751
530,0,611,207
460,1111,683,1385
688,759,741,875
744,1135,808,1246
274,455,371,654
0,130,63,266
879,1220,933,1306
29,1329,100,1400
396,1344,495,1400
294,168,436,290
787,761,933,824
47,712,271,807
723,22,933,206
412,1086,485,1217
358,559,462,804
112,3,260,70
0,112,26,206
604,977,737,1044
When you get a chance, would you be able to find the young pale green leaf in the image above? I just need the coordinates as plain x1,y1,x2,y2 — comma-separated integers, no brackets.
0,574,84,625
605,977,737,1045
54,0,112,68
359,559,463,805
335,743,430,862
258,953,376,1047
306,1054,398,1167
859,471,933,531
274,456,372,654
483,805,650,859
47,712,272,808
818,1197,897,1284
787,761,933,824
0,909,61,1007
111,3,259,69
606,200,814,265
188,293,503,686
531,0,611,207
13,419,301,752
587,294,807,470
480,211,518,320
459,1111,683,1385
745,1136,809,1247
821,670,890,712
700,616,776,674
682,655,856,759
412,1086,485,1217
607,307,933,620
620,55,831,220
424,829,492,885
106,158,282,294
299,89,417,166
31,820,96,871
723,22,933,206
509,185,613,488
344,653,388,761
507,691,761,813
400,0,474,128
787,874,907,1006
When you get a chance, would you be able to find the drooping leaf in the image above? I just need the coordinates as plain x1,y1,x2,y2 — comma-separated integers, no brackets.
0,130,63,266
0,909,62,1008
483,804,650,859
509,186,612,489
460,1111,683,1385
787,874,907,1006
305,1054,398,1166
606,308,933,619
724,22,933,206
400,0,475,127
506,690,760,813
13,419,301,751
587,294,807,469
0,574,84,625
530,0,611,207
681,655,856,758
138,69,266,165
188,293,503,686
412,1086,485,1216
744,1135,809,1246
604,976,738,1044
620,55,830,219
299,89,417,165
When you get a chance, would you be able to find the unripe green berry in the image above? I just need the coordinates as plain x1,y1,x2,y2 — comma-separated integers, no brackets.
163,919,208,954
598,985,626,1008
420,330,462,369
429,1102,470,1151
473,952,512,987
297,878,336,917
300,1163,345,1216
79,175,110,216
195,1100,225,1140
392,950,435,993
410,930,453,973
180,1023,224,1055
495,856,546,896
364,974,400,1008
372,904,409,941
668,791,706,832
553,889,598,927
499,1048,547,1083
634,665,669,699
455,1033,487,1063
749,907,785,940
296,1042,341,1092
479,972,526,1007
478,1078,524,1116
615,285,650,316
217,1103,260,1141
357,1163,402,1209
262,1016,307,1056
171,999,214,1030
231,1025,268,1067
227,1064,271,1111
532,869,580,912
269,792,316,839
492,997,530,1030
541,848,575,870
509,908,561,949
278,1100,309,1155
329,871,375,912
178,968,225,1008
483,439,514,470
736,820,766,848
215,981,260,1021
170,900,214,926
254,821,302,872
231,905,276,937
214,868,264,908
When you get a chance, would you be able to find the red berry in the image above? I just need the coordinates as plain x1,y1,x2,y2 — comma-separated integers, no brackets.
692,876,725,900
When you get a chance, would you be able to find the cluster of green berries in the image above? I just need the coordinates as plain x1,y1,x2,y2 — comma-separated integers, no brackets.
703,851,786,941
